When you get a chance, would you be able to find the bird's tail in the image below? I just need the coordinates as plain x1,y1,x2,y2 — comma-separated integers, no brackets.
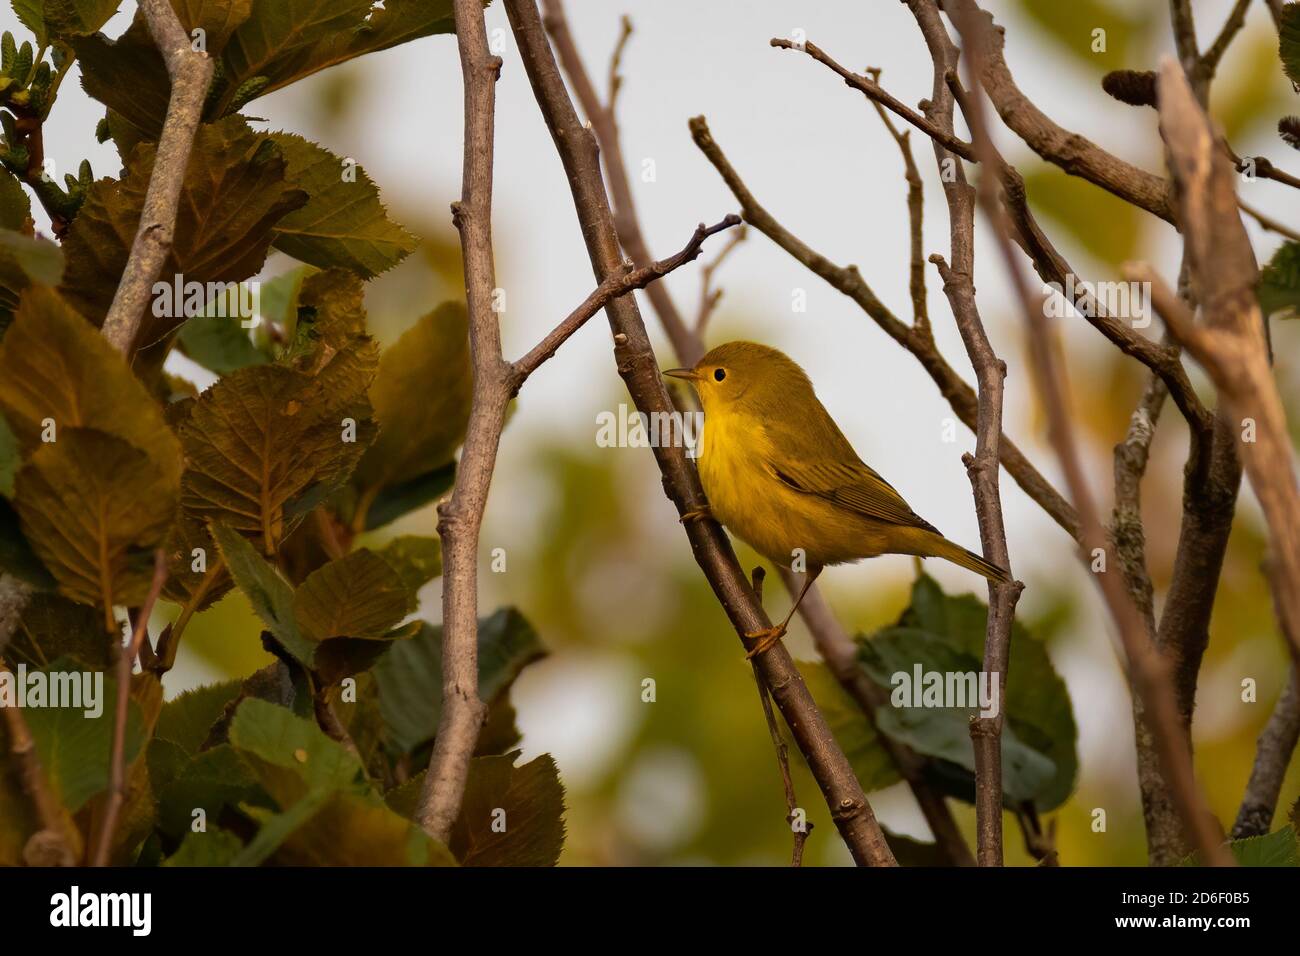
929,536,1012,583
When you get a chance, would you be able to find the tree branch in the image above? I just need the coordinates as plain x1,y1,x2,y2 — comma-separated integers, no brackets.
952,13,1233,865
417,0,506,843
1232,663,1299,838
506,0,897,866
99,0,214,355
908,0,1022,866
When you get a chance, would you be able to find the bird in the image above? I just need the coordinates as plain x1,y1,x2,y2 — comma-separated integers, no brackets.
663,340,1011,658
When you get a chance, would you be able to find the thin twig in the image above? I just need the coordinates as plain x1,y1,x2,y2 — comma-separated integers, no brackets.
99,0,214,355
1239,200,1300,242
1232,661,1299,838
508,0,897,866
749,567,810,866
91,549,167,867
693,224,747,335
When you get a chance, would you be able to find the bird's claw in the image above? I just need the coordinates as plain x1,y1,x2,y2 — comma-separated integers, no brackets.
679,506,713,525
743,623,787,659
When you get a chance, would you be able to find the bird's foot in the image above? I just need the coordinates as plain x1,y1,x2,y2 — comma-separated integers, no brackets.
743,623,787,659
679,505,713,525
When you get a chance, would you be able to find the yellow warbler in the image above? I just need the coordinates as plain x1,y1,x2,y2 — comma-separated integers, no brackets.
664,341,1010,657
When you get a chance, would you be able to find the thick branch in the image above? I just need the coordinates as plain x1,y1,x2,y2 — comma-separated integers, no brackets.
506,0,896,866
944,0,1175,223
99,0,214,355
418,0,505,843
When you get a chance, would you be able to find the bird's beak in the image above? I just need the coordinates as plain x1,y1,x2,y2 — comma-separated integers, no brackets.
662,367,699,381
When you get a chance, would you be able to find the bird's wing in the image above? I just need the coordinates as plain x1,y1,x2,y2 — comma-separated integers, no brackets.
763,441,940,534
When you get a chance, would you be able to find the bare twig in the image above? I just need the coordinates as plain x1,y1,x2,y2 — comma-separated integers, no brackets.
909,0,1022,866
513,216,741,385
540,0,703,366
91,549,167,867
1239,200,1300,242
749,568,810,866
507,0,897,866
1233,663,1300,838
1202,0,1253,76
952,15,1233,866
0,655,77,865
99,0,214,355
693,224,747,334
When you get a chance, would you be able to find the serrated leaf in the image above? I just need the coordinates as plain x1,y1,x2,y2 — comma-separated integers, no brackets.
1258,240,1300,317
0,285,180,484
155,678,243,754
1282,2,1300,87
154,742,259,838
176,312,271,375
293,548,413,641
58,116,307,346
270,133,416,278
373,608,544,755
209,522,315,667
17,660,144,812
1182,826,1300,866
15,429,178,609
179,347,377,555
70,17,171,143
449,753,566,866
228,696,364,795
269,789,455,865
42,0,121,37
352,302,471,525
0,168,31,232
795,662,901,793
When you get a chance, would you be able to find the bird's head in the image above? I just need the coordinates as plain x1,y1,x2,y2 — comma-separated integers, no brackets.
662,340,815,415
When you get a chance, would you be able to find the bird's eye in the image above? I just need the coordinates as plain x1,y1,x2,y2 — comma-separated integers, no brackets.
713,368,727,382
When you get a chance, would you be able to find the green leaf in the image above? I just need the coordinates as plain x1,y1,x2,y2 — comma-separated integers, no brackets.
373,608,544,755
228,697,364,793
209,522,316,666
0,168,31,231
163,826,245,866
15,429,178,608
857,574,1078,811
176,313,271,375
375,535,441,590
263,789,455,865
155,679,243,754
1258,240,1300,317
154,743,259,838
270,133,416,278
1281,2,1300,87
212,0,458,115
362,461,456,531
795,662,901,793
1182,826,1300,866
0,286,181,484
352,302,471,522
58,116,307,344
0,230,63,310
293,548,413,641
19,661,144,812
42,0,121,37
71,21,170,144
178,344,377,555
449,753,566,866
